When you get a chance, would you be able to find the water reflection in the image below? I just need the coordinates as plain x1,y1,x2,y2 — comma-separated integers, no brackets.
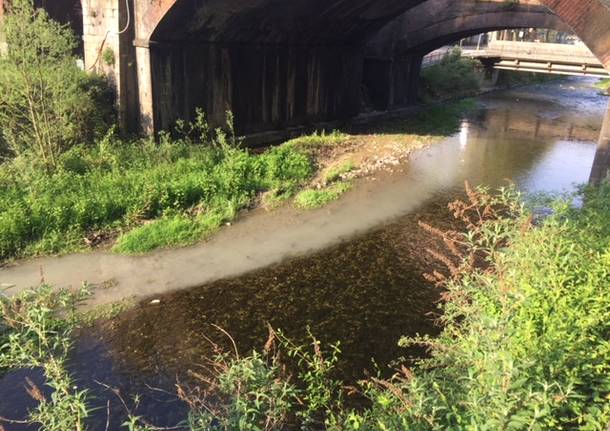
79,82,602,410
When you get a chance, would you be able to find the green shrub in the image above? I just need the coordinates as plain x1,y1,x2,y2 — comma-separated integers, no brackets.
346,184,610,429
0,0,113,171
179,328,344,431
419,48,481,102
0,285,91,430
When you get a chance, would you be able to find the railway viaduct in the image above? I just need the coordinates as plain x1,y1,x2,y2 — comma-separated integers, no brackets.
3,0,610,137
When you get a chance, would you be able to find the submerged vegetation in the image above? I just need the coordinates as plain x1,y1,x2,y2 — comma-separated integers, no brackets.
3,5,608,428
3,184,610,429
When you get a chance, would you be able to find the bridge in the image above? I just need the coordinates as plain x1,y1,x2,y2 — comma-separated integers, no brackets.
464,40,610,78
1,0,610,137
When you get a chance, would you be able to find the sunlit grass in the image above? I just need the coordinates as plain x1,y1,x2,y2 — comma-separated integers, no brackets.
294,182,352,210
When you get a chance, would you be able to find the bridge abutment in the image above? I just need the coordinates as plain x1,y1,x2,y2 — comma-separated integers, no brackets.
148,43,363,135
362,54,422,112
82,0,139,133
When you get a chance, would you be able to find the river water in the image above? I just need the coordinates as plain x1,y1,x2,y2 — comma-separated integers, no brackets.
0,78,608,429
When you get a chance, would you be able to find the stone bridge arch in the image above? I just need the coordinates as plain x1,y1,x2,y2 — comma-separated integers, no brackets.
104,0,610,135
362,0,573,110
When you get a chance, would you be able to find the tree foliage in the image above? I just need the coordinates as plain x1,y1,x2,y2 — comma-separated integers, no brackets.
0,0,112,171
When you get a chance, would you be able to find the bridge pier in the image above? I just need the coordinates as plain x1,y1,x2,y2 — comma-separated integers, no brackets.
81,0,139,133
147,43,363,135
589,101,610,186
362,54,422,111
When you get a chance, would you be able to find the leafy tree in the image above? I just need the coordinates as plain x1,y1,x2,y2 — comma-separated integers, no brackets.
0,0,113,171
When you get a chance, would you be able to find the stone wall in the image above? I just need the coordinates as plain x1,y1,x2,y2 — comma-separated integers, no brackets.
82,0,138,131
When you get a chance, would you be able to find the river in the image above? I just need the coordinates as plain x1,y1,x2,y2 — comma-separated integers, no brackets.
0,77,608,429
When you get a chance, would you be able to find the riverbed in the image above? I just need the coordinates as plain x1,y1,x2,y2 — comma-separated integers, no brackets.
0,77,608,429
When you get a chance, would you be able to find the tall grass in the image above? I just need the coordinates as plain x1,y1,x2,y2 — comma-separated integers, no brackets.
0,114,314,259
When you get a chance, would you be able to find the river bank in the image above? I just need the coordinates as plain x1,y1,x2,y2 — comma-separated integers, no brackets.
0,78,606,310
1,77,609,430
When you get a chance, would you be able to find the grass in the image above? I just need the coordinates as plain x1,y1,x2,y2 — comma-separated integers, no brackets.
283,130,350,153
324,161,355,184
0,117,316,259
294,182,352,210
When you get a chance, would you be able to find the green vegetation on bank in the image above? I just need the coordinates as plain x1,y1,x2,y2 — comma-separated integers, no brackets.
0,0,113,170
595,78,610,94
0,121,314,258
4,184,610,429
419,49,481,102
419,47,562,103
294,182,352,210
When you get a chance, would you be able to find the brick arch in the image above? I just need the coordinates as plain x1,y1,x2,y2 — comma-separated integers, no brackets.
365,0,570,58
539,0,610,68
133,0,610,135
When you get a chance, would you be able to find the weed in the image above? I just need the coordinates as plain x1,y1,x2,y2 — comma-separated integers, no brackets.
284,131,350,153
0,114,314,260
294,182,352,210
324,161,355,184
0,284,91,430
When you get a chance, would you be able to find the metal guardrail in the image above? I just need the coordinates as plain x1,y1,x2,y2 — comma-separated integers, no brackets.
476,41,603,66
462,41,610,77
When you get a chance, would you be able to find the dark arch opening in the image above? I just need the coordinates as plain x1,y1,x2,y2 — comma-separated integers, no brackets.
142,0,609,137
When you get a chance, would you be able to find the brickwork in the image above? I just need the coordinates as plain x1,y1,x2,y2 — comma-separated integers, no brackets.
541,0,610,68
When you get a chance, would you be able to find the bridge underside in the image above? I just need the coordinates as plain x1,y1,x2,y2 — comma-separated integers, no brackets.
69,0,610,136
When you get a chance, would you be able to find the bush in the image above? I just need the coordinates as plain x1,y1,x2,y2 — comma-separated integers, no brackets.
0,285,91,430
348,184,610,429
0,0,113,171
419,48,481,102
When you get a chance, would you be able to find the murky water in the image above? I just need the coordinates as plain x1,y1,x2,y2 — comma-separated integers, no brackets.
0,78,607,429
